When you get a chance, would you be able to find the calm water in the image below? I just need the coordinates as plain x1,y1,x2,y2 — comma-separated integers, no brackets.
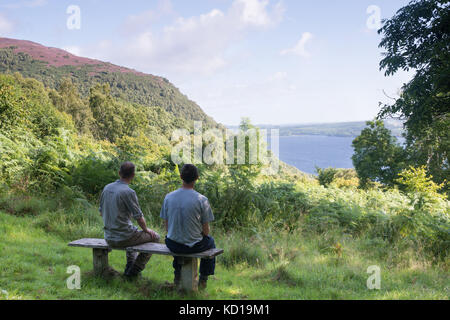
275,135,355,174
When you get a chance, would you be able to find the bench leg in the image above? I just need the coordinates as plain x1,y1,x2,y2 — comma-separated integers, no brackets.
93,248,109,276
179,257,198,292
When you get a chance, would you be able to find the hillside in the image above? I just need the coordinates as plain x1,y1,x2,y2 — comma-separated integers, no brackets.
1,209,448,300
0,39,448,302
238,120,405,138
0,38,218,129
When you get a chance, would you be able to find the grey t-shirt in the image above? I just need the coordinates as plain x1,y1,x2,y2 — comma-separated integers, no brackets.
99,180,143,242
160,188,214,247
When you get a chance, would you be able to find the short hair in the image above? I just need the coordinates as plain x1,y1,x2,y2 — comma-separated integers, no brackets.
180,164,199,184
119,161,135,179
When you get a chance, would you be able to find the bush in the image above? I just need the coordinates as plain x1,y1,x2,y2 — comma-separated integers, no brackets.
69,154,119,198
256,182,311,229
220,239,267,268
33,203,103,240
395,166,446,207
330,169,360,189
316,167,338,187
0,192,54,216
25,133,73,193
196,165,262,228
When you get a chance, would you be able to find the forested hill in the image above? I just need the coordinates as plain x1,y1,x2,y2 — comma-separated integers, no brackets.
0,37,219,129
236,120,405,138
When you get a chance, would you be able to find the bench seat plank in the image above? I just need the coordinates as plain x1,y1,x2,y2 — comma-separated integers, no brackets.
127,242,224,259
69,238,112,249
68,238,118,250
68,238,224,259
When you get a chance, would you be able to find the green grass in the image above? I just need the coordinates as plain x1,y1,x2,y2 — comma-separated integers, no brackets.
0,211,448,300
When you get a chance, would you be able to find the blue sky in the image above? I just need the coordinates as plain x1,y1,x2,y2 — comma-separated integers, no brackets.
0,0,412,125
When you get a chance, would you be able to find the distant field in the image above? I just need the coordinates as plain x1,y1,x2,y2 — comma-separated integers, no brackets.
229,120,404,137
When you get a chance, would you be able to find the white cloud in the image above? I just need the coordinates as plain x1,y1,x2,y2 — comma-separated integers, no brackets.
184,69,301,124
281,32,313,58
269,71,287,81
123,0,174,33
63,46,82,56
129,8,230,74
0,14,14,35
231,0,284,27
82,0,284,76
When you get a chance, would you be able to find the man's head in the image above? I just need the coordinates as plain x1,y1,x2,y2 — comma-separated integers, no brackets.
119,161,135,182
180,164,199,186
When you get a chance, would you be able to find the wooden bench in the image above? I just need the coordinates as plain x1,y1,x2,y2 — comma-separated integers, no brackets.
68,238,224,292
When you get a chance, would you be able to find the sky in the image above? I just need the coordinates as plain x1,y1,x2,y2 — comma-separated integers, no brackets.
0,0,413,126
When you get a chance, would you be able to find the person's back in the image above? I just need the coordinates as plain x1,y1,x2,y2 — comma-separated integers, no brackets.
99,161,160,279
101,180,141,242
162,188,213,247
160,164,216,289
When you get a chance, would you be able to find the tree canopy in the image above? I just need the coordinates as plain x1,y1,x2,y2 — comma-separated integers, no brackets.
352,120,406,188
377,0,449,188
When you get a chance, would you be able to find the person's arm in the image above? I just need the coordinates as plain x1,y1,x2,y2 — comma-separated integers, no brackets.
200,197,214,237
202,222,210,237
137,216,160,240
160,197,168,234
99,191,104,217
125,191,159,240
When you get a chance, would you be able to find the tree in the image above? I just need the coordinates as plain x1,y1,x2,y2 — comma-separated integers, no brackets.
49,78,94,135
378,0,449,188
395,166,446,214
352,121,406,188
88,83,146,142
396,165,445,195
315,167,338,188
0,82,25,131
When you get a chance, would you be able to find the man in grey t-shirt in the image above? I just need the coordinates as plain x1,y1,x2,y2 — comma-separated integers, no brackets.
99,162,160,279
160,164,216,289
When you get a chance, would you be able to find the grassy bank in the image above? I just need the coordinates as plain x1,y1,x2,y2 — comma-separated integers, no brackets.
0,209,448,300
0,71,448,300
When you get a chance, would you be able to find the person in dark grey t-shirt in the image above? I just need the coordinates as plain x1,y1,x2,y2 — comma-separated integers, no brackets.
99,162,160,279
160,164,216,290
